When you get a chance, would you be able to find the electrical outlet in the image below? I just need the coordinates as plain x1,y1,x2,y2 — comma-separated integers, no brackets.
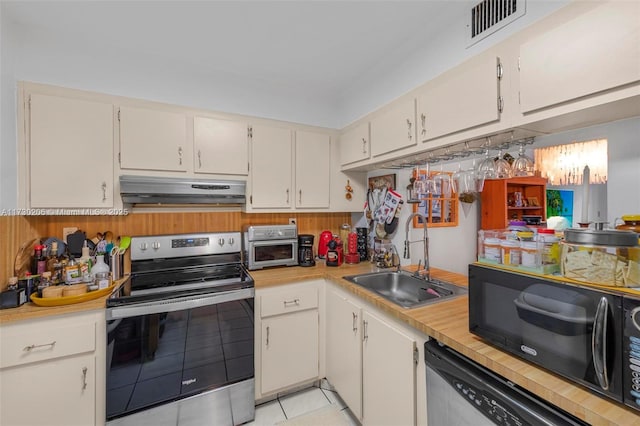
63,227,78,243
289,218,296,225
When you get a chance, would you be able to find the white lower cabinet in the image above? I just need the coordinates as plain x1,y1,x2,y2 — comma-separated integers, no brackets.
325,287,363,419
256,280,321,398
0,310,105,426
326,283,422,425
362,310,416,426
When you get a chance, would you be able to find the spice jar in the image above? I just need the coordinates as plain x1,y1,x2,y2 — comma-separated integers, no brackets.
483,238,501,262
538,229,560,265
500,240,521,266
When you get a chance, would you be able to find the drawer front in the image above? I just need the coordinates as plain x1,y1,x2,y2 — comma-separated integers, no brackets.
261,285,318,318
0,314,96,369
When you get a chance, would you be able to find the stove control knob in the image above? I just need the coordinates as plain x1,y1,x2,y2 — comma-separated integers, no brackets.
152,242,161,250
228,237,235,246
218,238,225,246
139,242,148,251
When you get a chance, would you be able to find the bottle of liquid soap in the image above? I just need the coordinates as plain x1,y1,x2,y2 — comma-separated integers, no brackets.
92,254,111,289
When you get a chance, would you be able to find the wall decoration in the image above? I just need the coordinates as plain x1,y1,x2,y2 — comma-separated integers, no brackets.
368,174,396,191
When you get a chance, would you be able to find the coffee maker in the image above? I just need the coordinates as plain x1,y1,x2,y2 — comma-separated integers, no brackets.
298,234,316,267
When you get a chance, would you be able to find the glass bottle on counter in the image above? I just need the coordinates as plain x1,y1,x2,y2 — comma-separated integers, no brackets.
92,253,111,289
46,242,63,284
32,244,46,276
37,271,52,298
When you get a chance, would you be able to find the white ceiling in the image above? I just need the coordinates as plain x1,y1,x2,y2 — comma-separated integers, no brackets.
2,1,465,122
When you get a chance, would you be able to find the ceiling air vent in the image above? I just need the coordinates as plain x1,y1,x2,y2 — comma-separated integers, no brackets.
467,0,526,46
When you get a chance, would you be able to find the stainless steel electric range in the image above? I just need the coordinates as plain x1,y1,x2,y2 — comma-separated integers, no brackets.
106,232,255,426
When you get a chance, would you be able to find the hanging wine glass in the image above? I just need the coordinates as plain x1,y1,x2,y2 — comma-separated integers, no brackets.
433,164,451,198
451,162,463,194
494,147,513,179
512,143,535,177
476,148,496,180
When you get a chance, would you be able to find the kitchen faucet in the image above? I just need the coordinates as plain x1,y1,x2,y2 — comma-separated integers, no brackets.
404,212,430,281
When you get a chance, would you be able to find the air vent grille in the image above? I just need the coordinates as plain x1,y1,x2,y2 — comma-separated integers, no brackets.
468,0,525,46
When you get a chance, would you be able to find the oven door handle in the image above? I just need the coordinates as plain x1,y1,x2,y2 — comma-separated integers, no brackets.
106,287,254,320
591,296,609,391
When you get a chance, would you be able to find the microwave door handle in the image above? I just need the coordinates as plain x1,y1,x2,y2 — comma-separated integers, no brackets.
591,296,610,391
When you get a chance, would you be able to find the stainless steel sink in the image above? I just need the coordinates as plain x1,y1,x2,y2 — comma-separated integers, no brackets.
343,271,467,309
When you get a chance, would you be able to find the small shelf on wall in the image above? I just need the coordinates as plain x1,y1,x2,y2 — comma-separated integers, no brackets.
480,176,547,229
411,170,458,228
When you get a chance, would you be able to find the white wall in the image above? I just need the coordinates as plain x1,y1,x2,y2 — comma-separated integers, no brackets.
1,11,18,210
337,1,569,127
0,1,568,210
534,117,640,224
359,117,640,276
364,159,480,277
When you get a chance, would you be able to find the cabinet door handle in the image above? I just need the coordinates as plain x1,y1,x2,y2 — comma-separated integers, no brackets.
352,312,358,332
362,138,367,154
286,189,290,204
284,299,300,307
178,146,183,165
299,189,302,204
363,320,368,341
266,326,270,346
23,341,56,352
406,119,413,140
82,367,88,390
101,182,107,202
198,150,202,168
420,113,426,136
497,96,504,113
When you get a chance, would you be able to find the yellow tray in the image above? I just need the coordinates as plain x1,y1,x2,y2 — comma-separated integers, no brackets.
30,284,116,307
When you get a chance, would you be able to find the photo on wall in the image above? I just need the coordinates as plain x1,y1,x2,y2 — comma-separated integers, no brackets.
546,189,574,224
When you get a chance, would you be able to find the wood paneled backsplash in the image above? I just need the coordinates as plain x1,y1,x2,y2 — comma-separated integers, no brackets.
0,211,350,289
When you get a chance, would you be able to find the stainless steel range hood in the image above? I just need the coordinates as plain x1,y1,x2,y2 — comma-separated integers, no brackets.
120,175,246,205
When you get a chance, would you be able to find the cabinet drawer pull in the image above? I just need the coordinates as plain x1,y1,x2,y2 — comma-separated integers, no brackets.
23,341,56,352
284,299,300,307
82,367,88,390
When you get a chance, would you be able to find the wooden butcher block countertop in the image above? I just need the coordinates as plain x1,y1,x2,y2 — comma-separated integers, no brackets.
250,262,639,426
2,262,638,424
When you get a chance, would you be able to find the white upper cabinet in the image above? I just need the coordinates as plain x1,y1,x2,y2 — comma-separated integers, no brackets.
519,1,640,114
29,93,114,208
119,106,188,172
370,97,417,157
249,124,293,209
339,121,370,166
295,130,330,208
194,116,248,175
417,54,503,142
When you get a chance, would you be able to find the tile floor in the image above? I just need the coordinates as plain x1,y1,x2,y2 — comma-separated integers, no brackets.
245,382,360,426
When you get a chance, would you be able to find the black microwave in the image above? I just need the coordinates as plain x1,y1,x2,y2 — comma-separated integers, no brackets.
468,263,640,410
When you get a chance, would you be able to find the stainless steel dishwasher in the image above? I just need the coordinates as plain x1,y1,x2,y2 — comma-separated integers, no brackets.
424,340,589,426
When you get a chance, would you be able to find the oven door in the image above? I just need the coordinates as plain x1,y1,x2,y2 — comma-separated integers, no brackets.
468,264,624,403
106,288,255,424
247,239,298,270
